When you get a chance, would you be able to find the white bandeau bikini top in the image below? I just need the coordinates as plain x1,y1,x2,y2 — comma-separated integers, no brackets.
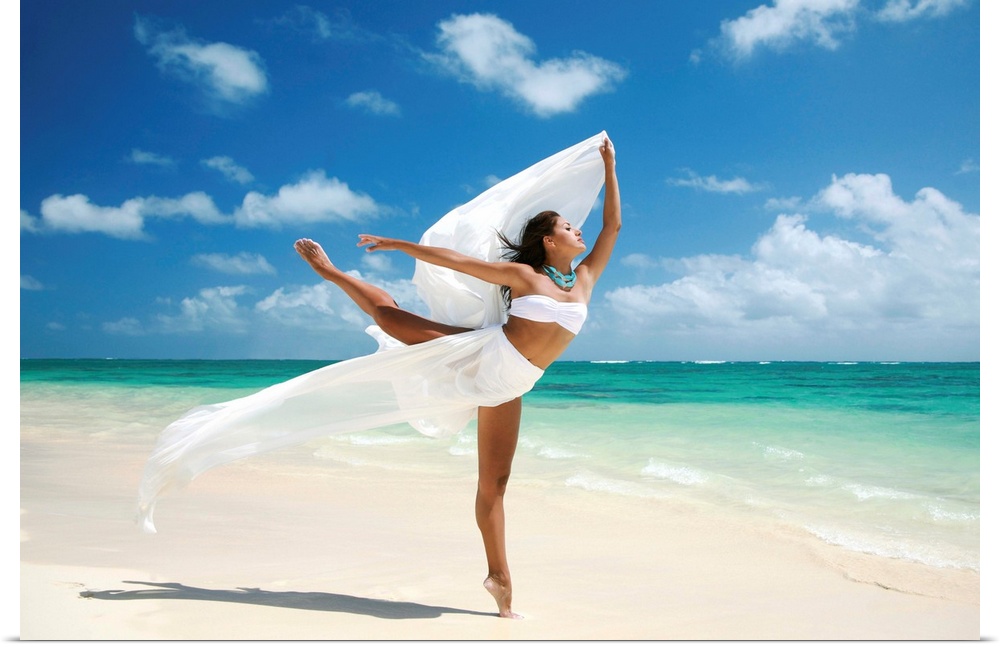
508,294,588,335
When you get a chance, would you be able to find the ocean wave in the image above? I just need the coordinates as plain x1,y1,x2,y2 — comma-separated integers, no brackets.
843,483,918,501
641,459,708,485
448,446,476,456
311,446,367,465
565,471,665,498
342,434,416,446
752,441,804,460
538,446,585,459
805,474,835,486
803,524,978,571
925,502,980,523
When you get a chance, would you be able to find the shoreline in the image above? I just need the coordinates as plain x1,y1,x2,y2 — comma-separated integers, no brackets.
20,430,979,640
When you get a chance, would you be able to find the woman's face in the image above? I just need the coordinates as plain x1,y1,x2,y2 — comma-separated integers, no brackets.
548,217,586,254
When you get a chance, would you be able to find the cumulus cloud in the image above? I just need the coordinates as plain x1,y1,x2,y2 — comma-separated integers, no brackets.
128,148,176,167
346,90,401,116
21,275,44,290
154,285,251,333
202,155,255,184
20,210,40,233
22,171,384,238
135,16,268,108
104,288,255,337
667,169,766,194
427,13,626,117
718,0,860,59
192,252,276,275
107,269,423,349
361,253,393,273
255,273,423,331
21,192,226,239
254,283,368,332
710,0,968,60
876,0,968,22
605,173,978,360
235,170,380,228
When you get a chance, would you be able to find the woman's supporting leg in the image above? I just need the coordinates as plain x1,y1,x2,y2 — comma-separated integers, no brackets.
476,397,523,619
295,238,471,345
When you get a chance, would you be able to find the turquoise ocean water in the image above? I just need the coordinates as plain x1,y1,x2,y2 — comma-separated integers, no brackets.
21,359,979,572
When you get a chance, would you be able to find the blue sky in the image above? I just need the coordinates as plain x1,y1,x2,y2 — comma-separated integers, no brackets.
18,0,981,361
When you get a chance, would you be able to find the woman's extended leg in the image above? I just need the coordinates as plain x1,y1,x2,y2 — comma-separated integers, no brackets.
295,238,471,345
476,397,523,619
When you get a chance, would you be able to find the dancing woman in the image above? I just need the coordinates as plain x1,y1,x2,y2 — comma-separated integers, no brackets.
295,135,618,616
137,133,619,619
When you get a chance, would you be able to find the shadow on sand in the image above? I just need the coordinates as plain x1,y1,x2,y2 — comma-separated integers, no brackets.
80,581,497,620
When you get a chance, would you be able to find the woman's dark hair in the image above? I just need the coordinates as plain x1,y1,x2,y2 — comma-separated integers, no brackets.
497,210,561,307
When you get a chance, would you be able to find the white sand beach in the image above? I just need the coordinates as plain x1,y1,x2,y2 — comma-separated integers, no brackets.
19,419,979,640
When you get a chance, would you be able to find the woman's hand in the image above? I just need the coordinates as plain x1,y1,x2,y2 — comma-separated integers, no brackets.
599,136,615,166
357,234,402,252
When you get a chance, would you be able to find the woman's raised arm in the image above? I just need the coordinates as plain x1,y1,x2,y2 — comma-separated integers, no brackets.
576,136,621,284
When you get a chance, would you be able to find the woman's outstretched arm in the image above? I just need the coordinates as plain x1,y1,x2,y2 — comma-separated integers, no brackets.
576,136,621,284
358,235,535,292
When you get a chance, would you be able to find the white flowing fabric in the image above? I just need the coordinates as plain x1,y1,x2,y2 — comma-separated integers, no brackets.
136,131,608,533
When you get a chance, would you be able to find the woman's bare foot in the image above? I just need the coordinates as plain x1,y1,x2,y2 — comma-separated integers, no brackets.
484,574,522,619
294,238,337,277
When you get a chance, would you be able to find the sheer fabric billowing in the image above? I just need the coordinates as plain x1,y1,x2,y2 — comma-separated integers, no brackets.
414,130,608,328
136,131,608,533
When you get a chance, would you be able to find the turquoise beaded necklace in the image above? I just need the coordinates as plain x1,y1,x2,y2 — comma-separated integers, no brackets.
541,264,576,290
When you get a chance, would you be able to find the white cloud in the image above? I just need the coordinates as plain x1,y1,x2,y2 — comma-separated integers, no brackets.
22,192,226,239
876,0,967,22
255,273,424,331
128,148,176,167
271,5,371,41
235,170,380,228
154,285,251,333
765,196,803,210
21,172,381,237
192,252,276,275
276,5,334,39
428,13,626,117
361,253,393,273
120,269,423,345
711,0,968,60
254,283,366,332
718,0,861,59
621,253,662,270
605,173,978,360
21,275,44,290
135,16,268,107
956,158,979,174
102,317,145,336
20,210,40,233
202,155,255,184
667,169,765,194
346,90,401,116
